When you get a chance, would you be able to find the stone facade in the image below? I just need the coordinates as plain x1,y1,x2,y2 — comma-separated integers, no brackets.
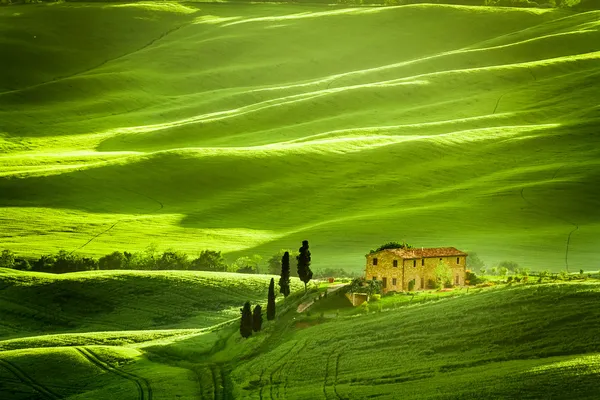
365,247,467,293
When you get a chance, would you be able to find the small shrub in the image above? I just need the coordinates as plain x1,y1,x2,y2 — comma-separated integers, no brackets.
559,270,568,280
14,258,31,271
359,301,369,313
522,276,529,283
408,279,415,291
368,241,412,254
370,294,381,302
0,250,16,269
465,271,481,286
507,276,513,283
427,279,440,289
514,277,522,283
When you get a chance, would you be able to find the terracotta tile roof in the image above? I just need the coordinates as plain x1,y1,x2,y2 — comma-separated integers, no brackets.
379,247,467,259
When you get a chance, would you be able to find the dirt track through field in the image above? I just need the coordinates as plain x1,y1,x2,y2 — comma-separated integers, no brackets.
67,168,165,255
0,357,61,400
76,347,153,400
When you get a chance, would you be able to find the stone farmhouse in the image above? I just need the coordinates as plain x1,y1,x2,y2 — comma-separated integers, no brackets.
365,247,467,293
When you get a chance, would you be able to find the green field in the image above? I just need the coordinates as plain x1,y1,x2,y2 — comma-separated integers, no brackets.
0,268,304,338
1,3,599,397
230,281,600,399
1,269,600,398
1,2,599,272
0,268,302,399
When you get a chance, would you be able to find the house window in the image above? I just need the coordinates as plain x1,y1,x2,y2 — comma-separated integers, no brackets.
421,259,425,266
456,275,460,285
457,257,460,264
372,276,377,281
392,278,397,286
393,260,398,268
373,258,378,266
382,277,387,288
413,260,416,268
421,277,424,288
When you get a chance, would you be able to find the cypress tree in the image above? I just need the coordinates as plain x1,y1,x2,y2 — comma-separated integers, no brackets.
267,278,276,320
240,301,253,338
252,304,263,332
296,240,313,293
278,251,291,297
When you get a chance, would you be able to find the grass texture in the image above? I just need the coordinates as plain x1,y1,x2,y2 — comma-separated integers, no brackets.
2,268,600,398
1,3,599,273
0,268,302,338
231,281,600,399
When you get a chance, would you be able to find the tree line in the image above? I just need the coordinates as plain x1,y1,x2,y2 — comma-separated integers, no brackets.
240,240,313,338
0,244,349,276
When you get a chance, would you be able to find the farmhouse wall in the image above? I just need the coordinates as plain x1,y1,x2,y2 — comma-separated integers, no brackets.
365,250,466,293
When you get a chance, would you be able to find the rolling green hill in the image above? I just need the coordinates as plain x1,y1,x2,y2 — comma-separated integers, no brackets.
230,281,600,399
0,345,202,399
1,268,600,399
0,268,301,339
1,2,599,272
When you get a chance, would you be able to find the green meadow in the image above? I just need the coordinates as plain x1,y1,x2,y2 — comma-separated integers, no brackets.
1,2,599,272
2,268,600,398
0,268,304,338
1,3,599,396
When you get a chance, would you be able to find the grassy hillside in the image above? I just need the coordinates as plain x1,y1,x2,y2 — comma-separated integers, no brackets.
231,282,600,399
1,3,599,271
2,273,600,398
0,268,301,339
0,345,202,399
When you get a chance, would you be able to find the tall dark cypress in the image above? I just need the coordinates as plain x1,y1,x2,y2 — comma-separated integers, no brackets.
252,304,263,332
279,251,291,297
296,240,313,293
267,278,276,320
240,301,253,338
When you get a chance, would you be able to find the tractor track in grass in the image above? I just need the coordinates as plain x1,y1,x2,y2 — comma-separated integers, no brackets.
0,295,128,331
258,361,266,400
209,365,219,400
333,352,343,400
0,357,61,400
193,368,205,399
218,365,231,400
268,340,302,400
0,18,197,99
323,349,333,400
520,177,579,272
67,169,164,255
322,348,343,400
75,347,152,400
280,340,308,399
208,364,229,400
